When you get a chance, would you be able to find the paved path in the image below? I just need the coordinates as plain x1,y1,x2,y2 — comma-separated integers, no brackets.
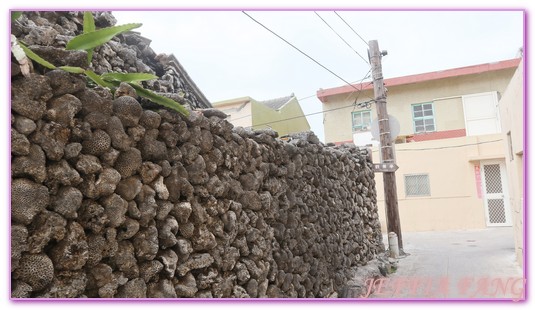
369,227,524,300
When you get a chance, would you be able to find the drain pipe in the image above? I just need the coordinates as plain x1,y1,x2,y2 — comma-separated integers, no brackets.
388,232,399,258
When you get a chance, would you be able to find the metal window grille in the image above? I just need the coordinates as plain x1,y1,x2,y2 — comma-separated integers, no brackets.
488,199,507,224
404,174,430,196
483,164,502,194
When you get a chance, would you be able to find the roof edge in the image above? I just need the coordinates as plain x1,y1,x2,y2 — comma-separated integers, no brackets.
317,58,522,102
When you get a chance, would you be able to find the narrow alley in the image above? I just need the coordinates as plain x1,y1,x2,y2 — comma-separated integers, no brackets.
370,227,523,299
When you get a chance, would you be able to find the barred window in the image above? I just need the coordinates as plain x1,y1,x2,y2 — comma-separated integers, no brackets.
404,174,431,196
352,110,372,132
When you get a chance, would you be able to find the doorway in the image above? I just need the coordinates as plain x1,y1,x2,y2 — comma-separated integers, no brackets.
481,160,512,226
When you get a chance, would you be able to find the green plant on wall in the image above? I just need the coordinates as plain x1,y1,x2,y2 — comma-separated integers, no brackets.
11,11,189,116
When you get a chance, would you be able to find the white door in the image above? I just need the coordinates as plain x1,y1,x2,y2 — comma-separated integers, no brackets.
462,92,501,136
481,161,512,226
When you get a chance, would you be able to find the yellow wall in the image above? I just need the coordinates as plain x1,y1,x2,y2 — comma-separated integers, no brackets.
252,97,310,136
373,134,505,232
498,60,524,267
323,68,517,144
214,96,310,136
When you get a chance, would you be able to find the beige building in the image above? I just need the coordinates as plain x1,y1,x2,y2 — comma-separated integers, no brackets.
317,58,523,237
498,59,524,267
213,94,310,136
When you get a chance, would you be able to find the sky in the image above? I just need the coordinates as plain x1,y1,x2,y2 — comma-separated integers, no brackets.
113,10,524,142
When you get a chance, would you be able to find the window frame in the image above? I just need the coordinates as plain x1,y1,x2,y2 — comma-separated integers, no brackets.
411,102,436,134
404,173,431,197
351,110,372,132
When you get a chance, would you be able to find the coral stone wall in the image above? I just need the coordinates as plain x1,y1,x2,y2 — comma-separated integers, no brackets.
11,11,383,298
11,72,383,298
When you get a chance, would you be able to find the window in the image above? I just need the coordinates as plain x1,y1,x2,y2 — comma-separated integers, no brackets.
412,103,435,133
404,174,431,196
352,110,372,132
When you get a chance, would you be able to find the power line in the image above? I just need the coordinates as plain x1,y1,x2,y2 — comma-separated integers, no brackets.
226,73,373,124
242,11,360,91
346,68,373,105
394,139,503,151
297,94,318,101
244,98,374,129
334,11,369,47
314,11,369,65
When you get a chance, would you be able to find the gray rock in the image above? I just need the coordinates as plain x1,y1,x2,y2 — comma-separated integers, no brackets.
95,168,122,196
139,110,161,129
11,129,30,156
29,45,88,68
50,186,83,219
132,226,159,261
139,135,168,161
106,116,132,151
238,191,262,211
76,154,103,175
175,272,198,297
157,216,178,249
64,142,82,159
49,222,88,270
11,225,28,272
158,249,179,277
85,112,110,130
14,116,37,135
115,176,142,201
45,69,86,96
77,89,113,117
139,260,164,283
201,108,228,119
11,74,52,120
116,278,146,298
46,94,82,127
46,159,82,188
30,122,68,161
117,217,140,241
147,279,177,298
101,194,127,228
140,161,162,184
176,253,214,277
113,241,139,279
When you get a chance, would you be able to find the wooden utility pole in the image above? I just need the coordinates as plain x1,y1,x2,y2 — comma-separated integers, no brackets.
369,40,403,252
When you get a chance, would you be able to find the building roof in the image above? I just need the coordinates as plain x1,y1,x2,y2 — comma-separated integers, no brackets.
160,54,212,109
317,58,521,103
259,94,294,110
212,96,251,108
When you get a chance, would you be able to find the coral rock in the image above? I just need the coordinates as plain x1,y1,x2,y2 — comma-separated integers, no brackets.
82,129,111,156
50,186,83,219
14,253,54,291
112,96,143,127
11,178,49,225
49,222,89,270
114,148,142,178
12,144,47,183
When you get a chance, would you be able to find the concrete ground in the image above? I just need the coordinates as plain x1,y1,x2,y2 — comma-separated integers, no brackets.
369,227,524,300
